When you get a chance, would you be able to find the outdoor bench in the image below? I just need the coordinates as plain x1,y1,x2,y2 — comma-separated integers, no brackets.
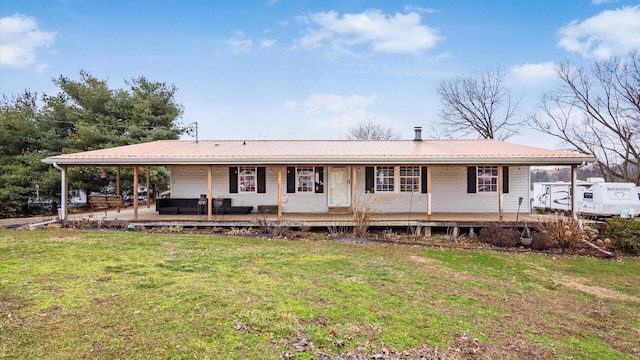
88,194,125,212
156,198,252,215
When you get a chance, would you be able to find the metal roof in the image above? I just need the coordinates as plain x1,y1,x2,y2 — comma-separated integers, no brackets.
42,139,597,166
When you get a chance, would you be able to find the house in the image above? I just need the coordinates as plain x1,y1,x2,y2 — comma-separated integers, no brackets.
43,128,597,225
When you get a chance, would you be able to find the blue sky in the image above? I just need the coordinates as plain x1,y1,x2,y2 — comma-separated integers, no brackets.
1,0,640,148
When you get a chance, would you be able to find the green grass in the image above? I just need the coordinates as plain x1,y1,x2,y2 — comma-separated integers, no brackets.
1,229,639,359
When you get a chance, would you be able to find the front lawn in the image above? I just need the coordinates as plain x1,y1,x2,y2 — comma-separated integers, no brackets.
1,229,638,359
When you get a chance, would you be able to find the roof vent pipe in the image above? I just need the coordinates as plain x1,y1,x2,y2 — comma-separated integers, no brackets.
413,126,423,141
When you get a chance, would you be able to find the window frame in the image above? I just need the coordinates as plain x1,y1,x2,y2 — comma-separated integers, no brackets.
399,166,421,193
477,166,498,193
238,166,257,193
296,166,315,193
375,166,395,192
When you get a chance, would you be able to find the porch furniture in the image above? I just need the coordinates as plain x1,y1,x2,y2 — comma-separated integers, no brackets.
89,195,125,212
198,194,207,216
156,198,252,215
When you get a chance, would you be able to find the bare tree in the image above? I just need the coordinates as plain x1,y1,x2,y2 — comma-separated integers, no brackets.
529,50,640,184
345,121,400,140
436,69,521,140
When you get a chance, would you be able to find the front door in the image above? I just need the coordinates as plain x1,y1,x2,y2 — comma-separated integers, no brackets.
329,166,351,207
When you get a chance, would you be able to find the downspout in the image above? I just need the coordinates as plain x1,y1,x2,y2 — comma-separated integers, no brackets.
52,162,68,221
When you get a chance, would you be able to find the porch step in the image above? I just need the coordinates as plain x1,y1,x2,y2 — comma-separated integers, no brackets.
328,207,351,215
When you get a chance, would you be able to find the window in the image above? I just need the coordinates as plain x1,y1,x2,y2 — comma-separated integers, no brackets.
239,166,256,192
399,166,420,192
477,166,498,192
297,166,314,193
376,166,395,192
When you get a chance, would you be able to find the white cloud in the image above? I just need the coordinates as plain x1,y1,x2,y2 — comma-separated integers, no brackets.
297,93,399,130
0,13,55,67
295,9,442,55
283,100,296,108
509,61,556,84
266,0,278,5
308,108,398,129
302,93,377,113
260,38,277,48
591,0,619,4
403,5,437,14
225,32,252,54
427,51,452,64
35,63,49,73
557,5,640,59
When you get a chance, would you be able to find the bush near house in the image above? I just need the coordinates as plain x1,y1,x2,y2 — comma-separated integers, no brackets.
533,216,586,251
478,223,519,248
530,231,556,251
601,217,640,255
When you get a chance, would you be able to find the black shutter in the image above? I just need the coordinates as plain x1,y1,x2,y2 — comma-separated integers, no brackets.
286,166,296,193
467,166,477,193
502,166,509,194
257,167,266,193
229,167,238,193
365,167,375,193
421,167,428,194
315,167,324,193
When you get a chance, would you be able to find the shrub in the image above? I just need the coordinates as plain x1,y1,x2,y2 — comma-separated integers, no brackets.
350,197,372,237
478,223,519,248
533,215,584,251
530,231,556,250
601,217,640,255
254,217,293,238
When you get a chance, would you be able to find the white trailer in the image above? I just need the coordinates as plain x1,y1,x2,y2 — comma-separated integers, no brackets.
575,181,640,218
532,182,574,213
532,178,639,217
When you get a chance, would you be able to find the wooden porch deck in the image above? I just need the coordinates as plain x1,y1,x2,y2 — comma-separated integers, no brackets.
67,206,552,229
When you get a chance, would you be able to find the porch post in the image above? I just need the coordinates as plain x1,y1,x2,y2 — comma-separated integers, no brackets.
277,167,283,221
116,167,121,196
208,165,213,221
133,166,139,221
351,166,357,206
427,166,432,220
146,167,150,209
498,165,504,221
60,165,68,221
571,164,577,219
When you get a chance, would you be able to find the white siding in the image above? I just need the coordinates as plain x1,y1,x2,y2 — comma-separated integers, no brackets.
353,167,428,213
170,166,328,213
430,166,530,213
353,166,530,214
169,165,531,214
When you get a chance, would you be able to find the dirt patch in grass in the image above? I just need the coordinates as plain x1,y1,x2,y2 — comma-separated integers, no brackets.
407,255,440,265
524,262,640,302
48,234,82,242
293,330,553,360
550,274,640,302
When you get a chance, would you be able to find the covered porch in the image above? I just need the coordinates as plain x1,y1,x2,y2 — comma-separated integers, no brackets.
43,138,597,226
63,205,551,235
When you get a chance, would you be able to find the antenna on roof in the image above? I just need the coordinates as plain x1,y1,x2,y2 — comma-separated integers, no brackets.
185,122,198,143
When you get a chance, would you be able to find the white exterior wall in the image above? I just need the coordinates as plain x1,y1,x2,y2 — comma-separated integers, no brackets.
169,165,531,214
355,166,530,214
353,167,428,213
169,166,328,213
429,166,530,213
